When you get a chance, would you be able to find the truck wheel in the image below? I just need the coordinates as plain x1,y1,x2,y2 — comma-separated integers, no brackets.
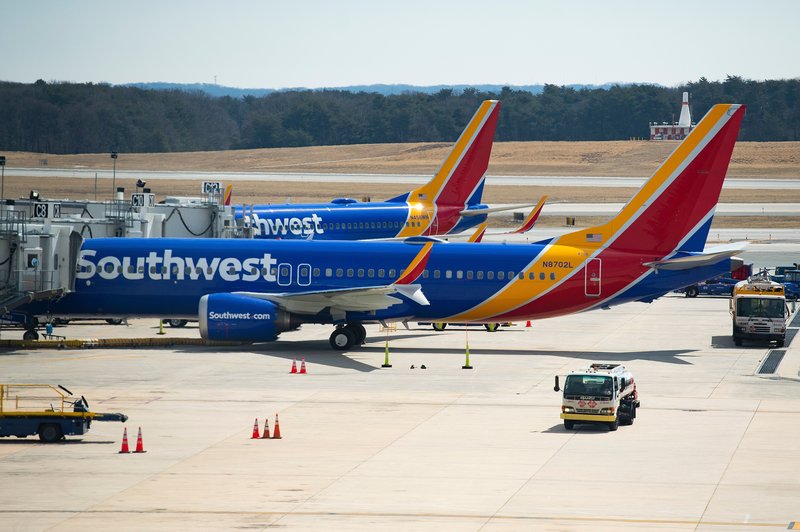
608,417,619,431
776,339,785,348
432,323,447,331
564,420,574,430
733,336,743,347
38,424,63,443
685,286,699,298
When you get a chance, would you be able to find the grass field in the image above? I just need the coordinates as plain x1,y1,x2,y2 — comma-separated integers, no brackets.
3,140,799,228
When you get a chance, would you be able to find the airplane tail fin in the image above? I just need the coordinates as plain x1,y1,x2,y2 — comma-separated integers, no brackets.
405,100,500,209
557,104,745,256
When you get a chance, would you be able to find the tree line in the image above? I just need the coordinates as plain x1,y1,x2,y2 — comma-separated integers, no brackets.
0,76,797,154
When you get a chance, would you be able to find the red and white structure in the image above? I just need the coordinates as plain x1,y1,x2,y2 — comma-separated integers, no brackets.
650,92,694,140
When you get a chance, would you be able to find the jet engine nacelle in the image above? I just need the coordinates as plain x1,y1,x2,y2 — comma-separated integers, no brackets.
199,293,299,342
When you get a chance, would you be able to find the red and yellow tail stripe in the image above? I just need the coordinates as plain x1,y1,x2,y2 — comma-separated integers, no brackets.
394,242,434,285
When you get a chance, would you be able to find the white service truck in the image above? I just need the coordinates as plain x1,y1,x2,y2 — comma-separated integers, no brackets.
554,363,639,431
730,277,788,347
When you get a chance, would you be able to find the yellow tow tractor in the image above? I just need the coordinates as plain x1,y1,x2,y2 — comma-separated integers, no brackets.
0,384,128,442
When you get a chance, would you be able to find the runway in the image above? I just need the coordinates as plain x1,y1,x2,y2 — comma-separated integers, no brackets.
6,167,800,189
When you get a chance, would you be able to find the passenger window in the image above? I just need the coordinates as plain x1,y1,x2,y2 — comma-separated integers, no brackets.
357,268,364,277
456,270,463,279
347,268,354,277
466,271,473,280
517,272,524,280
487,271,494,280
477,271,484,280
325,268,333,277
313,268,320,277
434,270,441,279
528,272,535,280
422,270,429,279
550,272,556,280
389,269,396,277
539,272,545,280
498,271,505,280
368,269,374,278
336,268,343,277
378,268,385,277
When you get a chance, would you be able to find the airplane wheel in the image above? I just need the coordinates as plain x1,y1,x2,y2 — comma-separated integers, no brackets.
168,319,188,328
106,318,124,325
23,329,39,341
685,286,699,298
349,323,367,344
329,327,356,350
432,323,447,331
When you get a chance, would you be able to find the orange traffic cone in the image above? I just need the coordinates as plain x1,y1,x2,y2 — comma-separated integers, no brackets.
272,413,282,439
133,427,146,453
251,418,260,439
526,320,532,328
299,358,307,374
290,359,297,373
118,427,130,454
261,418,271,439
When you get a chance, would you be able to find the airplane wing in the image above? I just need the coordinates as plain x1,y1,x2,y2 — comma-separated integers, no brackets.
235,284,429,316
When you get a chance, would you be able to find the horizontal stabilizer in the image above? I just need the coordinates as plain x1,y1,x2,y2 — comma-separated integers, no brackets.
643,246,747,271
459,203,537,217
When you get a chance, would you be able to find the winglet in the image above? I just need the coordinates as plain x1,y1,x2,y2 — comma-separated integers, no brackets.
223,184,232,206
394,242,434,285
512,196,547,234
468,222,488,243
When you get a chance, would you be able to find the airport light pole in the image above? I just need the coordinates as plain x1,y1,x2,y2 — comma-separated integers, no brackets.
110,151,118,199
0,156,5,200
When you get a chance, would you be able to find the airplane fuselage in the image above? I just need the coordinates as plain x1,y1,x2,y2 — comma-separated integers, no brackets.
235,201,488,240
24,238,728,324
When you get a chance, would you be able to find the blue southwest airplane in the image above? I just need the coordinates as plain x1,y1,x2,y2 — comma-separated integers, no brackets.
234,99,537,240
16,103,745,350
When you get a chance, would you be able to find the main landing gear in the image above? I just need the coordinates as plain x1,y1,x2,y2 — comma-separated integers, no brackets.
329,322,367,350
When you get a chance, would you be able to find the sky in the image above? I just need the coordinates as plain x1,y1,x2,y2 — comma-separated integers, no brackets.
2,0,799,89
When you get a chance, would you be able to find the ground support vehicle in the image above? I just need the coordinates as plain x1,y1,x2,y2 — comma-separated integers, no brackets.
0,384,128,442
731,277,788,347
679,275,739,298
555,363,640,431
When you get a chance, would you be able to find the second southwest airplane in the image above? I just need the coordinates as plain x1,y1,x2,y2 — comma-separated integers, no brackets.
16,103,746,350
234,100,537,240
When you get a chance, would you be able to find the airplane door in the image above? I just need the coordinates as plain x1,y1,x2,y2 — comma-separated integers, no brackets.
585,258,601,297
277,263,292,287
297,263,311,287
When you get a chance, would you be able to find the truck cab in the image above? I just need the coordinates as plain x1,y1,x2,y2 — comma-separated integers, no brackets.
555,363,640,431
731,277,788,347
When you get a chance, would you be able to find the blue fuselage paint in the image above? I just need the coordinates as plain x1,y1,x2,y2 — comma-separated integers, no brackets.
19,238,730,324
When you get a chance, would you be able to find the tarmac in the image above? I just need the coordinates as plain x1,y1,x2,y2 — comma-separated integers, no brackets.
1,294,798,531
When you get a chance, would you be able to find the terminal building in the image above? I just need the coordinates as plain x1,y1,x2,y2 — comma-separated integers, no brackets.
649,92,694,140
